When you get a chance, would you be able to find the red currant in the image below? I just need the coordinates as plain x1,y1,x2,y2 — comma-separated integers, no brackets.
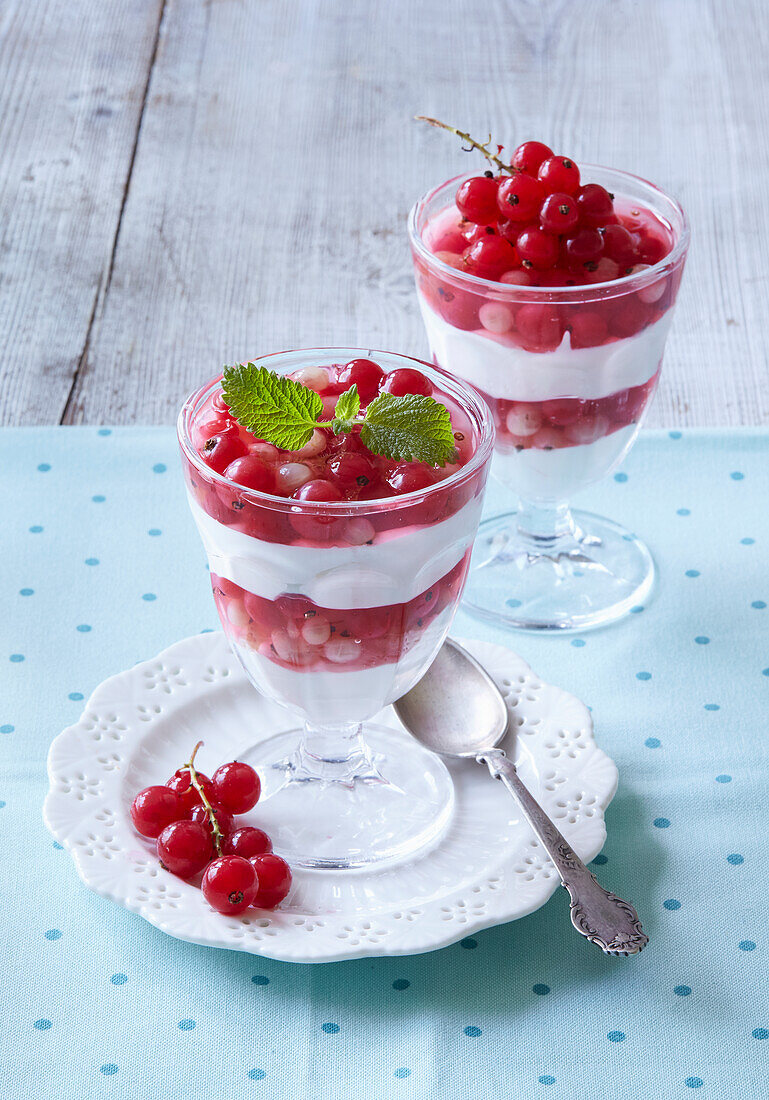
202,427,247,474
381,368,432,398
564,228,604,268
510,141,553,175
387,464,437,494
223,455,275,494
576,183,614,228
223,827,273,859
537,156,580,196
130,785,184,839
211,761,262,814
202,856,257,915
157,820,213,878
602,223,638,266
291,479,343,504
570,310,609,348
249,853,292,910
496,174,545,223
515,304,562,351
166,769,215,816
539,192,579,235
189,802,235,842
326,452,376,491
463,235,516,279
455,176,499,224
516,226,559,270
335,358,384,405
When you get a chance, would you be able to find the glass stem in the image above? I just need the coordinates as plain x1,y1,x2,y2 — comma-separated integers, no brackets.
296,721,370,783
515,498,576,557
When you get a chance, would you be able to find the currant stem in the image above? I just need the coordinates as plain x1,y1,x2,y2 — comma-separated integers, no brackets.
415,115,515,174
185,741,223,857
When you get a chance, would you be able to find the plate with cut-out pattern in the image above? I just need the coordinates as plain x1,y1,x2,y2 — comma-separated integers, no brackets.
44,633,617,962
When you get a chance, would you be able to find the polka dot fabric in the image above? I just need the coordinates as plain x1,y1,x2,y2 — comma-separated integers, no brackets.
1,428,766,1099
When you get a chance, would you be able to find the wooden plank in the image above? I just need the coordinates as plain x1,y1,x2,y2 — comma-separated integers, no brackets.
0,0,165,425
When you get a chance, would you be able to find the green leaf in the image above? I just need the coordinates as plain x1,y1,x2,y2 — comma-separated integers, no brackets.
360,392,458,466
222,363,323,451
331,385,361,435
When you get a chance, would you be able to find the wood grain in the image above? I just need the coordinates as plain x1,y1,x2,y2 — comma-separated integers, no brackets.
1,0,767,425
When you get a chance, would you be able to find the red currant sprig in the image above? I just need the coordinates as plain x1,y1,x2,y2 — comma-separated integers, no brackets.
182,741,225,857
415,115,516,175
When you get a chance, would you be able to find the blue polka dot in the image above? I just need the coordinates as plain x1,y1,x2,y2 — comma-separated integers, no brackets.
763,669,769,678
636,671,651,681
76,624,92,633
100,1064,118,1076
677,508,690,516
142,593,157,602
694,636,710,645
669,430,682,439
685,569,700,578
0,801,6,809
645,737,661,748
251,975,269,985
37,463,51,472
716,774,732,783
98,428,112,436
393,979,410,991
1,724,14,734
614,472,628,482
591,854,608,866
460,937,478,949
92,495,105,503
654,817,671,829
685,1077,703,1088
110,973,127,985
68,692,84,701
506,598,522,608
9,654,24,663
663,899,681,910
153,463,167,473
630,605,645,613
248,1068,266,1080
704,704,720,711
739,940,756,951
752,600,766,610
571,638,586,647
730,471,744,481
394,1068,411,1079
85,558,99,566
321,1023,340,1034
607,1031,625,1042
753,1028,768,1040
148,528,162,536
464,1026,482,1037
34,1019,52,1030
29,525,43,533
539,1076,556,1085
727,854,744,865
19,588,34,596
532,984,550,995
674,985,692,997
741,537,755,545
52,841,63,850
44,929,62,940
178,1019,195,1030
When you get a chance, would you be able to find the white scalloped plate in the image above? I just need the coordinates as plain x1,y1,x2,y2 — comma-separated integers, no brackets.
44,633,617,962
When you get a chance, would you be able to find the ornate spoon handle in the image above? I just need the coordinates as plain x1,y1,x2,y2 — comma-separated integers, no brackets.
479,750,648,956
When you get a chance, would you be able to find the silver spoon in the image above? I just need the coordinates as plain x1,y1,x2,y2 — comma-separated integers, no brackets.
393,638,648,956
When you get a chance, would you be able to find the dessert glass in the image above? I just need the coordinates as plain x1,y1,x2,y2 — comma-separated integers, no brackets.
178,349,494,869
409,168,689,631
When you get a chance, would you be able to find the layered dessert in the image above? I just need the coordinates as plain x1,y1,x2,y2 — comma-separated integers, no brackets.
179,355,492,724
410,128,687,500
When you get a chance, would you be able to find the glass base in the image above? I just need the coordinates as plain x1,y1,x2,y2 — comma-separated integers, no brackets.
238,723,454,870
462,509,655,632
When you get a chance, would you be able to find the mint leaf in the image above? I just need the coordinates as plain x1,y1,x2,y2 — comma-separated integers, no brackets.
360,392,458,466
331,385,360,434
222,363,323,451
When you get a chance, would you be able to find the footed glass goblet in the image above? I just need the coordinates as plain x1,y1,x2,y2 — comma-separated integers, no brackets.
410,167,689,631
178,348,493,868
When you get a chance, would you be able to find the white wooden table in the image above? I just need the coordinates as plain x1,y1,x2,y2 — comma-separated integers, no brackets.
1,0,766,426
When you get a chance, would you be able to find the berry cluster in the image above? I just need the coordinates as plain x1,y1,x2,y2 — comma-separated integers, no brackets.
433,141,667,287
130,743,291,915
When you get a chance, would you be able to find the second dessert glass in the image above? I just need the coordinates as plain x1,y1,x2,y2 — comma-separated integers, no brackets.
178,349,494,869
409,168,689,631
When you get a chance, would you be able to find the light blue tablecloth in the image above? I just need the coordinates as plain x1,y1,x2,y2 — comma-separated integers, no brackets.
1,427,767,1099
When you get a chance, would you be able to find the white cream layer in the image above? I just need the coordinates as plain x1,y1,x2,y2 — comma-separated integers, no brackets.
189,493,481,610
419,295,671,403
